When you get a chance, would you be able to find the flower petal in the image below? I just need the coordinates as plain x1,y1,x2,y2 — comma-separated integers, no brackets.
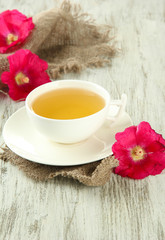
18,18,34,38
1,10,27,27
0,17,11,36
112,142,132,167
158,134,165,146
136,121,159,148
7,49,30,73
24,51,48,74
146,141,165,153
115,165,150,179
8,85,27,100
1,72,13,84
147,152,165,175
115,125,137,148
126,165,151,179
31,72,50,87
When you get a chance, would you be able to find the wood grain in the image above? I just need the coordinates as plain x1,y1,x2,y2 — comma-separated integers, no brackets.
0,0,165,239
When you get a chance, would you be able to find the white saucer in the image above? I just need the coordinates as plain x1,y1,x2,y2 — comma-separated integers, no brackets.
3,106,132,166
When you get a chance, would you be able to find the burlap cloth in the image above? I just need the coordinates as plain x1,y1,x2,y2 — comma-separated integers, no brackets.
0,1,116,85
0,1,119,186
0,147,118,186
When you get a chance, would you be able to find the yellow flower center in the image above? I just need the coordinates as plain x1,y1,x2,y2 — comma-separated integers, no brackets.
131,145,146,161
15,72,29,86
6,33,18,45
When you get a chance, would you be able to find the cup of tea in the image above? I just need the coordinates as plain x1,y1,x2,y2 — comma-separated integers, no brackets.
26,80,127,144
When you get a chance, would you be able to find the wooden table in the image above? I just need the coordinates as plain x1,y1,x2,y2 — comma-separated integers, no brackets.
0,0,165,239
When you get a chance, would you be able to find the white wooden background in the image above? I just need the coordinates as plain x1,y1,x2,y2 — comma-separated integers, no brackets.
0,0,165,239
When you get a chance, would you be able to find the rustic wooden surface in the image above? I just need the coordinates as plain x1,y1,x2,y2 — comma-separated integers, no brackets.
0,0,165,239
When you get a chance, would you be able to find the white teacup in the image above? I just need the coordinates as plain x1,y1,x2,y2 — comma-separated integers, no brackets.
26,80,127,144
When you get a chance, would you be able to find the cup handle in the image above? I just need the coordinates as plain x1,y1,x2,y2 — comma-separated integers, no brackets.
107,93,127,123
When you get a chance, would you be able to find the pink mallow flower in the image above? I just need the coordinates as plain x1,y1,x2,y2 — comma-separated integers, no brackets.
112,121,165,179
1,49,51,100
0,9,34,53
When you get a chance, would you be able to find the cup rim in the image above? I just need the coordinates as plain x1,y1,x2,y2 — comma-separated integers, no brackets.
25,79,110,122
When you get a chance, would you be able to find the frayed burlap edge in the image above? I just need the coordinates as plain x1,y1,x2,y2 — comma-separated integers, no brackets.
0,1,118,81
0,147,119,186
